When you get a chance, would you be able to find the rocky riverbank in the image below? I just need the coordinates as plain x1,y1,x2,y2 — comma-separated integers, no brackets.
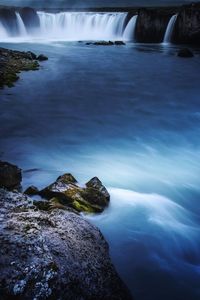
0,161,132,299
0,47,47,88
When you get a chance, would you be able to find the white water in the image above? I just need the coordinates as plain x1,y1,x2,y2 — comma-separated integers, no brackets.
0,21,8,38
163,14,177,44
0,11,138,42
15,13,27,36
123,15,138,41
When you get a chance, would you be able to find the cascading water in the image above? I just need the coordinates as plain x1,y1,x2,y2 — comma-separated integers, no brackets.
0,11,137,42
0,21,8,38
163,14,177,43
123,15,138,41
15,12,27,36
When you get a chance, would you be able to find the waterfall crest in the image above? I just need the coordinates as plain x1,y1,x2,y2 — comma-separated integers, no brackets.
0,11,138,42
163,14,177,44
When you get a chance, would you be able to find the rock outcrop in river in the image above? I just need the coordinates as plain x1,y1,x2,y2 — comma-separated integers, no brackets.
0,48,47,88
0,161,132,299
26,172,110,213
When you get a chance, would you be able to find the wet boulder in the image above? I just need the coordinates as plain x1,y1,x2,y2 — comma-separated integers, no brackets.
39,173,110,213
0,161,22,191
0,188,132,300
37,54,48,61
24,185,39,196
94,41,114,46
86,176,110,201
115,41,126,45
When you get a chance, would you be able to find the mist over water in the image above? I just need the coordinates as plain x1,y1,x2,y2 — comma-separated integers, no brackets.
0,26,200,300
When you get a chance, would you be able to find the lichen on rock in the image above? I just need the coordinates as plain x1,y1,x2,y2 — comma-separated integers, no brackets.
0,188,132,300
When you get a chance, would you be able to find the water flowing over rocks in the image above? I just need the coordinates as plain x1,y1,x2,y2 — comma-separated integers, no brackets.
0,188,132,300
0,4,200,44
0,48,47,88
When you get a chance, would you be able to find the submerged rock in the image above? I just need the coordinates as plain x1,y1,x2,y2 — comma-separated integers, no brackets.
94,41,114,45
177,48,194,57
37,54,48,61
39,173,110,213
0,188,132,300
114,41,126,45
0,161,22,191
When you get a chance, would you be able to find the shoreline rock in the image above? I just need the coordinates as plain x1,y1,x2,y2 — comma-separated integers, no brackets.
0,160,133,299
0,188,132,300
0,47,47,88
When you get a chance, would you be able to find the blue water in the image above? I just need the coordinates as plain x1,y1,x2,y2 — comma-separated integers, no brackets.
0,42,200,300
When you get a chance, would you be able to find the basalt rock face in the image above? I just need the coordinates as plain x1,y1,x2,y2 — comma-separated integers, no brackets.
0,189,132,300
135,8,171,43
0,8,18,36
173,3,200,45
19,7,40,33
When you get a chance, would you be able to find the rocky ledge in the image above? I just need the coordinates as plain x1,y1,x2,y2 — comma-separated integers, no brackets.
0,161,132,299
0,48,48,88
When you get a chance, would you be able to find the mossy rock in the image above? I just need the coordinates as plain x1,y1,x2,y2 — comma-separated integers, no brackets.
39,173,110,214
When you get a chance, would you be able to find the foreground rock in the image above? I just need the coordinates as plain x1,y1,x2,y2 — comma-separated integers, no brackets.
0,188,132,300
0,161,22,190
37,174,110,213
177,48,194,57
0,48,47,88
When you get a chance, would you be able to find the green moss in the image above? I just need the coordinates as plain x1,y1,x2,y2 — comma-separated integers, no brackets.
71,200,95,213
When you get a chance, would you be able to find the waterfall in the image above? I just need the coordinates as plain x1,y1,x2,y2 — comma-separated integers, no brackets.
123,15,138,41
37,12,128,41
0,11,140,42
163,14,177,44
15,12,27,36
0,21,8,38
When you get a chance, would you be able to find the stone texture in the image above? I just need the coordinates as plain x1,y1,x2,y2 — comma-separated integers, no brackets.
0,189,132,300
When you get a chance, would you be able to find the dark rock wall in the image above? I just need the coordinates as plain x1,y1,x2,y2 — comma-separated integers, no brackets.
135,8,172,43
173,3,200,45
19,7,40,33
